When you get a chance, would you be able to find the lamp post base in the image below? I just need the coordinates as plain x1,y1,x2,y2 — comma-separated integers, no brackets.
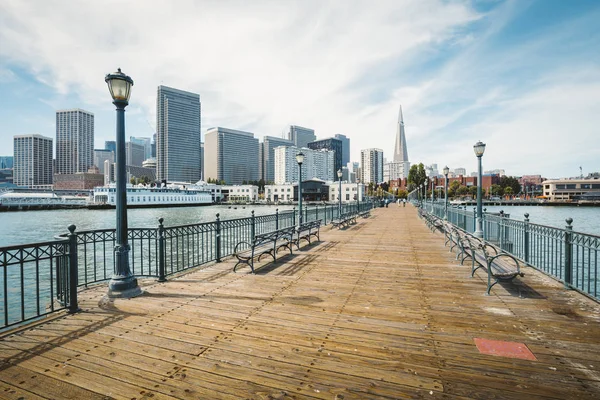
107,276,142,298
473,229,483,238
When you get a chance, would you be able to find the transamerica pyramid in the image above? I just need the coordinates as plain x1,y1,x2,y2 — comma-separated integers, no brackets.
393,105,409,163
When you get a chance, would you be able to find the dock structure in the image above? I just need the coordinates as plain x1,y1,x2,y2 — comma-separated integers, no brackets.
1,207,600,398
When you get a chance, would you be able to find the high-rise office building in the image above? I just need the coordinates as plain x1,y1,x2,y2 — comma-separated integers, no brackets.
126,141,145,167
156,85,201,183
105,141,116,154
94,149,114,174
262,136,294,183
13,134,53,187
334,134,350,166
361,148,384,184
130,136,152,160
307,137,343,180
274,146,334,184
393,105,410,176
204,127,259,185
287,125,316,148
55,109,94,174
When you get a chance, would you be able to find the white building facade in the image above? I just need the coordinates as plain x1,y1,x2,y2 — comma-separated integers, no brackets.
13,134,53,187
360,148,384,184
328,182,364,202
222,185,259,202
274,146,334,184
55,109,94,175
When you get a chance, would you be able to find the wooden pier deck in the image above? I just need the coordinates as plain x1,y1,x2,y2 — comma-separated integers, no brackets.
2,206,600,399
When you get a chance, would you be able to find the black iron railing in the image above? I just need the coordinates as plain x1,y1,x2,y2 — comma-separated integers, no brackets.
424,203,600,301
1,203,373,330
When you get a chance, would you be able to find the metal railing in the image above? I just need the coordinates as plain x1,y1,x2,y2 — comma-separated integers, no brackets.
1,202,373,330
424,202,600,301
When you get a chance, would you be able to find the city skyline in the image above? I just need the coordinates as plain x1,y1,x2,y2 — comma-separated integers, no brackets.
0,1,599,178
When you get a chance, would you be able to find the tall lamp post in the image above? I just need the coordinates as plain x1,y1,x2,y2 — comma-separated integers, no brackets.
337,169,343,216
105,68,141,298
443,165,449,220
296,152,304,225
474,141,486,238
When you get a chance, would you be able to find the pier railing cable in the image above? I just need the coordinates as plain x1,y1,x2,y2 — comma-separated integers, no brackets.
1,202,373,330
424,203,600,301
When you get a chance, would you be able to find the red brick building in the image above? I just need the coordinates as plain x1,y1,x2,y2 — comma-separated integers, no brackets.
53,172,105,190
390,175,500,196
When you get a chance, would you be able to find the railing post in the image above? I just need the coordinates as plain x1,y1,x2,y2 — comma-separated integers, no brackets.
524,213,530,264
292,207,296,226
324,205,327,225
275,208,279,230
67,225,80,314
251,210,256,240
315,204,319,222
482,208,487,240
215,213,221,263
473,207,476,232
499,211,505,250
564,218,573,289
158,217,166,282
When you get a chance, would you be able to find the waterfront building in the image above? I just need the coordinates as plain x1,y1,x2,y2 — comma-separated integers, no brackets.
105,141,116,154
55,109,94,174
53,170,105,190
393,105,410,177
13,134,53,188
261,136,293,183
221,185,259,202
130,136,152,160
307,137,343,180
0,156,14,169
204,127,259,185
264,183,294,202
264,179,332,202
142,158,157,170
542,178,600,201
383,162,406,182
328,181,364,203
103,162,156,185
453,167,466,176
360,148,384,184
274,146,334,184
94,149,114,175
485,169,506,176
334,134,350,166
156,85,202,183
126,141,145,167
287,125,316,148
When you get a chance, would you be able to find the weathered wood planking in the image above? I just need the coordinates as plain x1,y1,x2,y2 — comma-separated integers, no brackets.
1,206,600,399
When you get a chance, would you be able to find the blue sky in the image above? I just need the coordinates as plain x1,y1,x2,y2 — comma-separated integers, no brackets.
0,0,598,179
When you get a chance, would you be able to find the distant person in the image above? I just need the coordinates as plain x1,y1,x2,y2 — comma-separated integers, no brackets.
403,199,406,207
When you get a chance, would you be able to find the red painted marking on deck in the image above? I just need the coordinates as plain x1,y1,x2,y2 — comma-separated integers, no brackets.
474,338,537,361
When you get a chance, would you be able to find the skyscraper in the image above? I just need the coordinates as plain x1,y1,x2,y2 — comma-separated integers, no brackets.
334,134,350,166
393,105,410,175
288,125,316,148
94,149,114,174
262,136,293,183
55,109,94,174
156,85,201,183
13,134,53,187
361,148,384,184
130,136,152,160
274,146,334,185
105,141,116,154
204,127,259,185
126,141,145,167
307,137,343,180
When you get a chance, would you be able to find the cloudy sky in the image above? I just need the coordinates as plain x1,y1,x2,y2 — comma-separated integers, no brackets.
0,0,598,178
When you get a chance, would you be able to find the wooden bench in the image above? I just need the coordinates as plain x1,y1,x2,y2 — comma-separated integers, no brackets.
331,212,357,229
292,220,321,249
468,236,525,295
233,226,295,273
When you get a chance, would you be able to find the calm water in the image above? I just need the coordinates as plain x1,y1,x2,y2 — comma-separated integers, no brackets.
473,205,600,236
0,205,294,248
0,204,599,248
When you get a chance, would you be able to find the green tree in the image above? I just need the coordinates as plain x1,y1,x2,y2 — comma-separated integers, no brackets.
504,186,514,196
490,184,502,196
407,163,427,191
448,180,461,198
397,189,408,199
457,186,469,196
468,186,478,198
499,176,521,195
130,177,137,185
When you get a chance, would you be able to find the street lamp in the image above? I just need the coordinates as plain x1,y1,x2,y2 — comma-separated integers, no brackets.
473,141,486,238
337,169,343,217
105,68,141,298
296,152,304,225
443,165,449,220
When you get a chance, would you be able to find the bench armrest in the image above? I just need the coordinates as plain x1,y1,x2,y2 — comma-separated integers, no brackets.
234,241,252,254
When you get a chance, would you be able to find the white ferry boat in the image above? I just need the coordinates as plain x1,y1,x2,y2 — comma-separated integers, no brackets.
93,182,213,207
